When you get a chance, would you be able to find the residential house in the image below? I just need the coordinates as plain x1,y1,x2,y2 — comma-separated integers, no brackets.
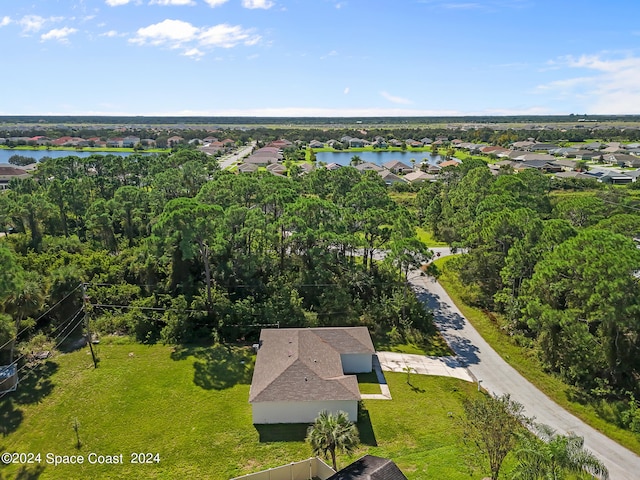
551,159,579,171
604,153,640,168
405,139,423,148
248,327,374,424
0,165,31,190
237,163,259,173
122,136,141,148
266,163,287,176
382,160,412,174
388,139,403,148
598,172,634,184
106,137,124,148
325,162,342,171
309,140,325,149
355,162,383,172
439,159,461,168
553,171,596,181
420,137,433,145
327,455,408,480
348,138,366,148
167,136,184,148
404,171,435,183
378,169,407,185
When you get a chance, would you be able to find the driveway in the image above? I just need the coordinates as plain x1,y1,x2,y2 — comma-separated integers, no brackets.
376,351,473,383
407,254,640,479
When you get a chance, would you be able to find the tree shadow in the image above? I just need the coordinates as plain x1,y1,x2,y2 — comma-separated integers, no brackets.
255,423,310,443
8,464,46,480
13,361,57,405
0,398,24,437
171,344,255,390
409,383,426,394
357,402,377,446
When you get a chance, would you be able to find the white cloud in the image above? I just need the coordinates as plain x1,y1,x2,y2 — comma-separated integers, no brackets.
100,30,121,37
105,0,132,5
344,87,350,94
130,19,260,54
130,19,199,46
41,27,78,43
149,0,196,5
183,48,204,58
536,54,640,114
0,16,11,27
199,24,259,48
19,15,48,33
242,0,274,9
380,91,412,105
204,0,229,6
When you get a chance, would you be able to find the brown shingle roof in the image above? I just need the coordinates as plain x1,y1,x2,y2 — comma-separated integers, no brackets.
249,327,373,403
327,455,408,480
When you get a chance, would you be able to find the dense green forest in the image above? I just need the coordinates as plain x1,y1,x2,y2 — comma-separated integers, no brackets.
418,159,640,432
2,146,640,436
0,149,433,368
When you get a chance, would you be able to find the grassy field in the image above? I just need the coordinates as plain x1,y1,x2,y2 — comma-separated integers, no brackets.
0,339,490,479
435,256,640,456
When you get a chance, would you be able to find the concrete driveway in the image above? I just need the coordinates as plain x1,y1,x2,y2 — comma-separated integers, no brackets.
376,351,473,382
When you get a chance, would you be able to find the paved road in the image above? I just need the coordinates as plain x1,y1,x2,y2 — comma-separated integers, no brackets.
217,143,255,169
408,248,640,479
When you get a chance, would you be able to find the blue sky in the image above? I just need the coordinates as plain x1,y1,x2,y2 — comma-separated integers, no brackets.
2,0,640,116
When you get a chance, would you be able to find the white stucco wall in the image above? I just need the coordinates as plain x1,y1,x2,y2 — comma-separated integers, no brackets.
252,400,358,424
340,353,372,373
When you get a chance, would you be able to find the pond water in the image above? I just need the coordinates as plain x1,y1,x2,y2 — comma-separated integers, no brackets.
0,149,153,164
314,150,454,166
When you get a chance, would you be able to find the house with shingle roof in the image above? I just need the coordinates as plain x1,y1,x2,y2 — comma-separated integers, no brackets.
249,327,374,424
327,455,408,480
382,160,412,173
0,165,31,190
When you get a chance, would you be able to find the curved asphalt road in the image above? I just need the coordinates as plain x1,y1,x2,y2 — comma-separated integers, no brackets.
409,247,640,479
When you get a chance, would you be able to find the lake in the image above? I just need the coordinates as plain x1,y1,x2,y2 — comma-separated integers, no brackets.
0,149,153,164
314,150,453,166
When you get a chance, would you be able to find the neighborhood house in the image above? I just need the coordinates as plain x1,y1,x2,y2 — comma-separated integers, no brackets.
249,327,375,424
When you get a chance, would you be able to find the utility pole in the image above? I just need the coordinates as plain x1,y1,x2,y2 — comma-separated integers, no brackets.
81,283,98,369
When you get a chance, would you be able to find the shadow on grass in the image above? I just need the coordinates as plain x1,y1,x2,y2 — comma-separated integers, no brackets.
0,398,24,437
0,360,58,437
8,464,46,480
409,383,426,394
171,343,255,390
357,403,377,446
255,423,310,443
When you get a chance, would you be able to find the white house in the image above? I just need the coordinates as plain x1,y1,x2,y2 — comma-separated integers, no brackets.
249,327,374,424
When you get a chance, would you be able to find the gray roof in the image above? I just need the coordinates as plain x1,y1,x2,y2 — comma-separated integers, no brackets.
327,455,408,480
249,327,373,403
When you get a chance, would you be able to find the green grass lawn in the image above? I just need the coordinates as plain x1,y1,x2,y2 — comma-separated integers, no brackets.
434,256,640,456
416,227,448,247
0,339,490,479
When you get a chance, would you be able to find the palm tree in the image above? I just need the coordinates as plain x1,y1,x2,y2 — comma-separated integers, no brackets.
511,423,609,480
306,410,359,471
349,155,363,166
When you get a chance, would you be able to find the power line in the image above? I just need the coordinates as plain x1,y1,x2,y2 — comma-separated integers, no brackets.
0,283,83,352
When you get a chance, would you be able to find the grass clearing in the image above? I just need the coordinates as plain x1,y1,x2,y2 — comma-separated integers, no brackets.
416,227,448,247
0,339,489,479
434,256,640,456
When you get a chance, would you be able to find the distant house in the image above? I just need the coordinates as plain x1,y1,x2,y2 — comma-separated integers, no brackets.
327,455,408,480
598,172,634,184
325,162,342,170
355,162,383,172
309,140,325,149
266,163,287,175
237,163,259,173
604,153,640,168
249,327,374,424
167,136,184,148
348,138,366,148
404,171,435,183
122,136,140,148
439,159,461,168
0,165,31,190
378,169,407,185
382,160,412,174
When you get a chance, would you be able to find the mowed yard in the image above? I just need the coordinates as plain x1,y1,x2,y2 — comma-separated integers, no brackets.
0,340,486,479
